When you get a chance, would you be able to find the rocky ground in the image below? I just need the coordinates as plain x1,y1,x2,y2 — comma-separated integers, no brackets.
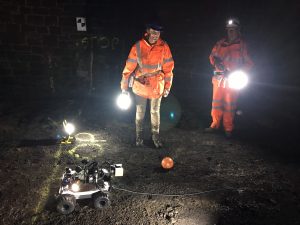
0,86,300,225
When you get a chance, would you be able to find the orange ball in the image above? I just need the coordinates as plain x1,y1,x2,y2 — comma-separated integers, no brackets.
161,157,174,169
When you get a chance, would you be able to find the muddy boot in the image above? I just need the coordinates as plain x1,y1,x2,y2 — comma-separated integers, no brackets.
136,136,144,147
152,133,163,148
136,120,144,147
204,127,218,133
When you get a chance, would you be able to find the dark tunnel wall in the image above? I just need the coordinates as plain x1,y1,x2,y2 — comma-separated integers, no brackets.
0,0,127,98
0,0,299,99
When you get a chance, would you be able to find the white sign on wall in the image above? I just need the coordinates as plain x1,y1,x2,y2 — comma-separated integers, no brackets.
76,17,87,31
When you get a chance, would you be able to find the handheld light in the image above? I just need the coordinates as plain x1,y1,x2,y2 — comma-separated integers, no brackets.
228,70,249,90
116,92,131,110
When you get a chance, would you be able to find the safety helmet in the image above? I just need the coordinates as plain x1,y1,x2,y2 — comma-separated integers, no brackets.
146,22,164,32
226,18,240,29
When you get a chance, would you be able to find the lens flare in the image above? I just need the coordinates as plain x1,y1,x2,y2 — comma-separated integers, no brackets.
170,112,175,119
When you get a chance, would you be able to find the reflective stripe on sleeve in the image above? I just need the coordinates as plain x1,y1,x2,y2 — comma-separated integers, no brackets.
163,57,174,64
127,58,137,63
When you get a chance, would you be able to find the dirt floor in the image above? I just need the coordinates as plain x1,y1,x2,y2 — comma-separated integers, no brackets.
1,87,300,225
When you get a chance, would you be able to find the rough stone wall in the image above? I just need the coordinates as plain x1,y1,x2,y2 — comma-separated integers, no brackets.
0,0,125,98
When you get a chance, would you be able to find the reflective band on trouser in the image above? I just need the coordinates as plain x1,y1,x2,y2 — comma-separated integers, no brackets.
210,78,226,129
210,99,223,129
212,99,223,110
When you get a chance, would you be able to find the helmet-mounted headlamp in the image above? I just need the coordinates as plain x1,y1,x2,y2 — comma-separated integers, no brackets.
226,18,240,29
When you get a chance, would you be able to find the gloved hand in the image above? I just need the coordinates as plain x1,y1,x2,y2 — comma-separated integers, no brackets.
163,89,169,98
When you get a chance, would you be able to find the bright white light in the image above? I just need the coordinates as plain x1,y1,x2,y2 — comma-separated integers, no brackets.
228,70,249,90
116,93,131,110
71,183,80,192
64,122,75,135
228,20,233,25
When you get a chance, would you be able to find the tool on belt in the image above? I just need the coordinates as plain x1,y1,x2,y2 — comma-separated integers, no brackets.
129,70,161,87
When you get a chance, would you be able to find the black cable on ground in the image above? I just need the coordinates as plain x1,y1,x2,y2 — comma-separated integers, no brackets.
112,185,242,197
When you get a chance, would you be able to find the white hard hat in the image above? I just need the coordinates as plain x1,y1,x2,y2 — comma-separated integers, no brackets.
226,18,240,29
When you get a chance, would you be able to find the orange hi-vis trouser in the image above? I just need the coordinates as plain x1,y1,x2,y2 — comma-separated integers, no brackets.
210,75,239,132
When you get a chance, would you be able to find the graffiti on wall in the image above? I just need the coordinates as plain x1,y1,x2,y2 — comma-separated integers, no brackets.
75,34,122,93
81,35,120,50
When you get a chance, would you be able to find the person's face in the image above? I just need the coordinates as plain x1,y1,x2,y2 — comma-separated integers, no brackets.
227,28,240,42
147,28,161,44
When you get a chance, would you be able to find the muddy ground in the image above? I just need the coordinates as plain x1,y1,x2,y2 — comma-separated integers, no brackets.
0,85,300,225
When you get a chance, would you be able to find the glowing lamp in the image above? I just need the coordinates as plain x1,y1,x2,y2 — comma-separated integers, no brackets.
71,183,80,192
117,92,131,110
63,121,75,135
228,70,249,90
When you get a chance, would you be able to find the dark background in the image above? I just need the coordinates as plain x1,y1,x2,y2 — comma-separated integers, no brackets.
0,0,300,148
0,0,299,97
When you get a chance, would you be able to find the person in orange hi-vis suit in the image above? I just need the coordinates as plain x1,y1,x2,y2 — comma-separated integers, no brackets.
205,17,253,138
120,22,174,148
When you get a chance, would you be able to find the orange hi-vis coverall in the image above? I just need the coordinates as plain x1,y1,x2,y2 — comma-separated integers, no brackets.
121,37,174,99
209,38,253,132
